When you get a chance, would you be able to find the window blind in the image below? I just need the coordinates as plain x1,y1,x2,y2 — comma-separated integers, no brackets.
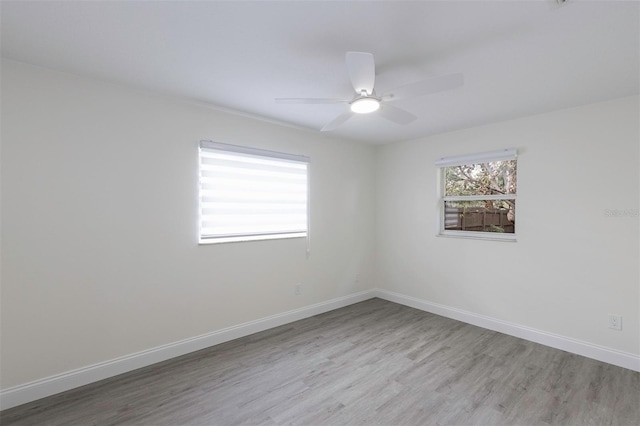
435,148,517,168
199,141,309,243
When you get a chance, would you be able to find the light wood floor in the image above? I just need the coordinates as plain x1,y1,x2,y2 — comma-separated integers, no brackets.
2,298,639,425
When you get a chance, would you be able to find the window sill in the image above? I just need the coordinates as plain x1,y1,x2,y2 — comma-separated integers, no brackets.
436,232,517,242
199,233,306,245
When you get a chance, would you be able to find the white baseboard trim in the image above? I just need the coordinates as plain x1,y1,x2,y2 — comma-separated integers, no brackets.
372,288,640,373
4,288,638,411
0,290,376,411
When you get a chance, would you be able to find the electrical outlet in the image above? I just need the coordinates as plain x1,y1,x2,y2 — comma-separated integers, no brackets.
608,314,622,331
295,283,301,296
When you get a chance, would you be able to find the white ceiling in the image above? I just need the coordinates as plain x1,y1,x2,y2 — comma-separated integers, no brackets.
1,0,638,144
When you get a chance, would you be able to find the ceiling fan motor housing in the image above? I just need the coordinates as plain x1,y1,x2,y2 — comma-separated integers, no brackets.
350,96,381,114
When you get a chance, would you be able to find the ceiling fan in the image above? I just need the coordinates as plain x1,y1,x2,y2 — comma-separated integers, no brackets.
275,52,463,131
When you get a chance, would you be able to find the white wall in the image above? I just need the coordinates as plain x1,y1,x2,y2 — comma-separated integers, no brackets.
2,58,638,398
376,96,639,356
0,60,377,389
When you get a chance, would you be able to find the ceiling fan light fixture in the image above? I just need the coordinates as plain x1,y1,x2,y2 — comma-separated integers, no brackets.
350,97,380,114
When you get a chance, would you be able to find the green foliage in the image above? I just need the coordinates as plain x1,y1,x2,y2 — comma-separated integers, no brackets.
444,160,517,197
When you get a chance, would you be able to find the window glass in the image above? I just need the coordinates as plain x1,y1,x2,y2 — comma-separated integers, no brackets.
437,150,517,239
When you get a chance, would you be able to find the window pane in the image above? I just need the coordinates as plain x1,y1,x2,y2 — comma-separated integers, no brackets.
444,159,517,197
444,200,515,234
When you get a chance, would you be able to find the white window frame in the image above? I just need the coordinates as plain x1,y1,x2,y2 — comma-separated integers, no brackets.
198,140,310,245
436,148,517,242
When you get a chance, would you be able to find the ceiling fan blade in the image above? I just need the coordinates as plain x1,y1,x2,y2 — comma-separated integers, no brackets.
378,104,417,125
346,52,375,95
321,111,355,131
275,98,349,104
383,73,463,102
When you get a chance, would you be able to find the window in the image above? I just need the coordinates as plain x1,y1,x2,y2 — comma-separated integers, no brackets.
436,148,517,240
199,141,309,244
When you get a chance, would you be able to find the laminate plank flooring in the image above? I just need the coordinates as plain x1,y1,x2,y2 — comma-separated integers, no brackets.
2,298,638,425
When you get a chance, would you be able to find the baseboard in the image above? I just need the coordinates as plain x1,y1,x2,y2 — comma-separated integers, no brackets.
0,290,375,411
372,288,640,373
4,288,638,411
